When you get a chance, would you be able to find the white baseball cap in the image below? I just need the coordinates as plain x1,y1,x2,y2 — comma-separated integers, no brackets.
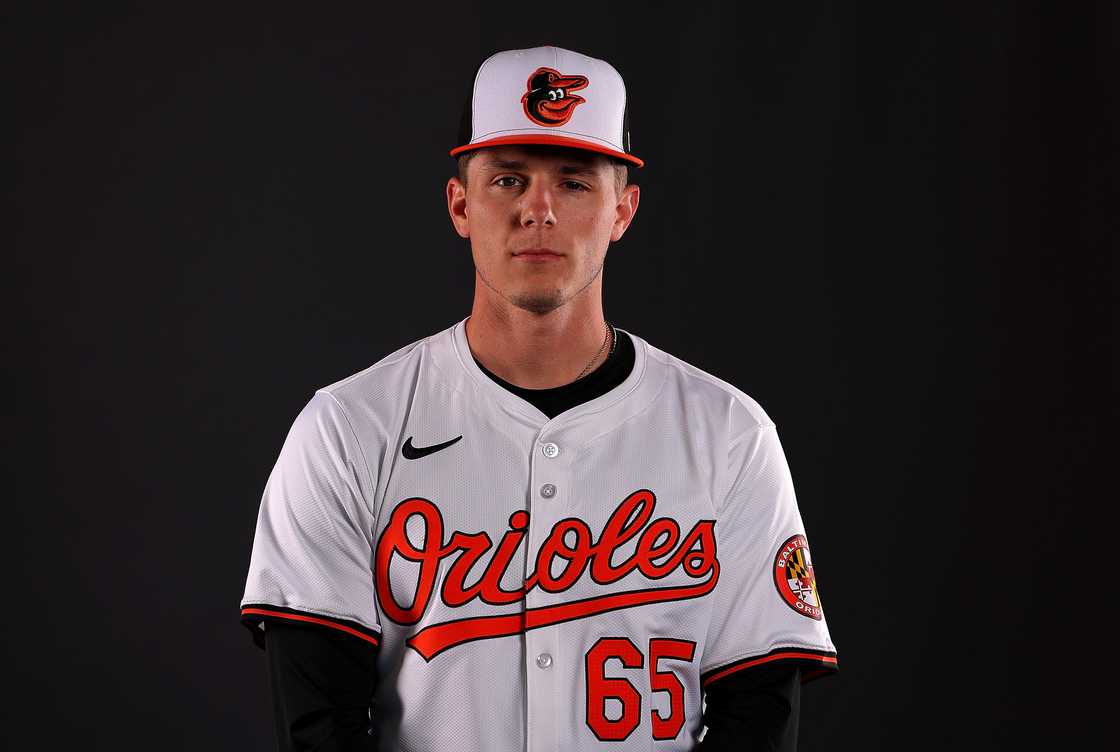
451,45,643,168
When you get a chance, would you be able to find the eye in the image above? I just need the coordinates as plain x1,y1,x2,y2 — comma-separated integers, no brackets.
556,88,565,99
548,90,558,101
493,176,521,188
564,180,589,191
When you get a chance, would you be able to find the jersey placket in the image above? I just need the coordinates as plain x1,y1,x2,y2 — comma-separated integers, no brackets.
523,429,571,752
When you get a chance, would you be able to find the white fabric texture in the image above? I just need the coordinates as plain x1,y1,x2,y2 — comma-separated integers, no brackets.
241,317,836,751
241,389,384,636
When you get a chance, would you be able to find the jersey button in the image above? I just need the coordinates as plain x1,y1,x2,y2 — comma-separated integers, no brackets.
536,653,553,669
541,442,559,458
540,483,556,498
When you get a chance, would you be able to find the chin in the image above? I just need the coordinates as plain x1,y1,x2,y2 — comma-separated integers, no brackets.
509,289,566,315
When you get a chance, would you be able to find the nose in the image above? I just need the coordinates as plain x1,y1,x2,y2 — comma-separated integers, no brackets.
518,181,556,228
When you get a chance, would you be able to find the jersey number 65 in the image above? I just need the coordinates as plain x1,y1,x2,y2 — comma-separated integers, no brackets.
585,637,697,742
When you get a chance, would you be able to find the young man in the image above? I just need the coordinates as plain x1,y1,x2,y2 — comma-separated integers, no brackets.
240,46,837,751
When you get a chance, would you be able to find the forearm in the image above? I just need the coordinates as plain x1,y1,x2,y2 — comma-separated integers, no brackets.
698,666,800,751
265,621,380,751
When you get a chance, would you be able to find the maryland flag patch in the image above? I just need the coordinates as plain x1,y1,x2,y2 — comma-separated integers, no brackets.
773,534,823,620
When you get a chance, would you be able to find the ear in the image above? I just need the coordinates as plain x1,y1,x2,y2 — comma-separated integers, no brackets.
447,176,470,238
610,183,640,242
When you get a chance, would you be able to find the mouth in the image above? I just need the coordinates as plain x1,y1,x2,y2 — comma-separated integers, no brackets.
512,248,564,258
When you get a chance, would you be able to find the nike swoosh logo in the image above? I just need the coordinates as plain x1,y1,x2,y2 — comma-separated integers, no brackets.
402,435,463,459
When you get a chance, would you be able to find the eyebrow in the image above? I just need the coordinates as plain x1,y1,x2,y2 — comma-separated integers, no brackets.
483,159,599,177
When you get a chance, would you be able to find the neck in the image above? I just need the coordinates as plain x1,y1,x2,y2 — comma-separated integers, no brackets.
465,291,610,390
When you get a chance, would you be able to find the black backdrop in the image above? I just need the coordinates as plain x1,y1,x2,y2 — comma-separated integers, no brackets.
9,3,1112,750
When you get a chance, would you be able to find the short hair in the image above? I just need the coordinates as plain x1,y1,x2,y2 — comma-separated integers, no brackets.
456,149,629,198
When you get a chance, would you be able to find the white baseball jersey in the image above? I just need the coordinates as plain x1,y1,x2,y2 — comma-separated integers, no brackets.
241,316,837,751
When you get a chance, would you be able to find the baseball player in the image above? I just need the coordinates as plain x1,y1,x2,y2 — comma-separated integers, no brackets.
240,45,837,751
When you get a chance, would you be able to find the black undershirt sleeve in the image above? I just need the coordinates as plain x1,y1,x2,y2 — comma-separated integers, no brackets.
698,665,801,751
264,621,379,752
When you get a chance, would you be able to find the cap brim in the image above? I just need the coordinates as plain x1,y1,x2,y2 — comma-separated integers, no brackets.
450,135,644,168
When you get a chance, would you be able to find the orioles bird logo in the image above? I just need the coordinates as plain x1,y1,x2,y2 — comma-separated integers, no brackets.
521,67,589,127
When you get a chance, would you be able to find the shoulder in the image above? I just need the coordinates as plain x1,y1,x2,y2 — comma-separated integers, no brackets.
636,334,777,432
283,328,441,453
630,335,784,508
312,331,435,418
318,335,430,399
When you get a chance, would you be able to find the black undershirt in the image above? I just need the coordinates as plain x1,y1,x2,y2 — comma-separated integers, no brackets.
470,324,637,419
261,328,800,750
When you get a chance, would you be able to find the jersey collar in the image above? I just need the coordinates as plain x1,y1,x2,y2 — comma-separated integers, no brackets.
438,316,659,433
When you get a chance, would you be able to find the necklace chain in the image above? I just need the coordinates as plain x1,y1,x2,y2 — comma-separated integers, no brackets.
576,320,615,381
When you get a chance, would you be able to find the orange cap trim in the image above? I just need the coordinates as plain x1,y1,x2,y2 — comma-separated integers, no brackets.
241,607,380,647
702,651,838,687
450,135,644,168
